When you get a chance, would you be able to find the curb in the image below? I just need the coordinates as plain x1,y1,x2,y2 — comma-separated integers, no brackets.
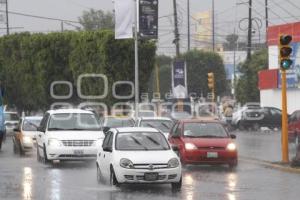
240,156,300,174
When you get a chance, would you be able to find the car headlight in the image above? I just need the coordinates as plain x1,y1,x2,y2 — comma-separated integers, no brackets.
22,136,32,144
120,158,134,169
48,139,62,147
185,143,197,150
168,158,180,168
226,143,237,151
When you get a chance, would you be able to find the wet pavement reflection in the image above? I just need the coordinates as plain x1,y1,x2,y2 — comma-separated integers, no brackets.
1,136,300,200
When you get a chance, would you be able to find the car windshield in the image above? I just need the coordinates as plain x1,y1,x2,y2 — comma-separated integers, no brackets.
183,122,228,138
116,132,170,151
5,113,19,121
48,113,101,131
138,111,155,117
140,120,173,133
104,118,134,128
22,119,42,131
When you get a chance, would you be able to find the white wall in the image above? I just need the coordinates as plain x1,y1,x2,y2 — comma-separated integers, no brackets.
269,46,279,69
260,89,300,114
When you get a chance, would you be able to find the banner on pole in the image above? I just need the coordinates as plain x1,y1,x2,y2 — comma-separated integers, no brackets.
115,0,134,39
172,60,188,99
139,0,158,39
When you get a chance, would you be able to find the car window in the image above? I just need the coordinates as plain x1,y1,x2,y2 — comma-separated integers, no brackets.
5,113,19,121
183,122,228,138
115,132,170,151
140,120,173,133
48,113,101,131
296,112,300,121
174,123,182,136
270,109,281,116
107,132,113,149
39,113,50,132
22,119,42,131
102,131,112,148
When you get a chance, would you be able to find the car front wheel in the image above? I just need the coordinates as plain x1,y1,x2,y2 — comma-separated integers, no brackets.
43,145,50,164
97,165,103,184
110,167,119,187
171,177,182,191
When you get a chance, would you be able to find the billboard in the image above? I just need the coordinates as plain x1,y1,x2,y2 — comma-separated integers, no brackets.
172,60,188,99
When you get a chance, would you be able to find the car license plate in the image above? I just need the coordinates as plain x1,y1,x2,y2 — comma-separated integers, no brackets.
73,150,84,155
144,173,158,181
207,152,218,158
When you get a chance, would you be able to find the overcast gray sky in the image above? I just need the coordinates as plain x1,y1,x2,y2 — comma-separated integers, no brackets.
2,0,300,55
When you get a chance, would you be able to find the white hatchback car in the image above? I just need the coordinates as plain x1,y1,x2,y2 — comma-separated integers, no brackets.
96,127,182,190
36,109,104,163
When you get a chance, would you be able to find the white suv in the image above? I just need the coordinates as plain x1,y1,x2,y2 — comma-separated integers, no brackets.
36,109,104,163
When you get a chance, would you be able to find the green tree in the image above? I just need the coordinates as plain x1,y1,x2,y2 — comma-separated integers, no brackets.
78,9,114,31
184,50,227,98
235,49,268,104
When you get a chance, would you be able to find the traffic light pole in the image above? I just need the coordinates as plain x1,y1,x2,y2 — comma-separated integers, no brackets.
281,70,289,163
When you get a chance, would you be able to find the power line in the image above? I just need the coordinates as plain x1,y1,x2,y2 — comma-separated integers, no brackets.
269,0,299,21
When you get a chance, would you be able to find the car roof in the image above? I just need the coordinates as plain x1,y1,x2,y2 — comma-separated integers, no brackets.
47,109,93,115
23,116,43,120
138,117,172,121
177,118,221,123
115,127,159,133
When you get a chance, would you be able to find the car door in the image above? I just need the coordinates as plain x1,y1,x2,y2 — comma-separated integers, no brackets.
36,113,49,157
170,122,184,152
269,108,282,128
101,131,114,178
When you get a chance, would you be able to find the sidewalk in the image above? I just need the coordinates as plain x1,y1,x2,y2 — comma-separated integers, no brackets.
235,130,297,164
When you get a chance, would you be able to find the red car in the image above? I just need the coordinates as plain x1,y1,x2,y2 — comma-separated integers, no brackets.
168,119,238,168
288,110,300,143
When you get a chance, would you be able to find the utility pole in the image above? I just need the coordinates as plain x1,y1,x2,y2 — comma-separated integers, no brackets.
212,0,215,52
187,0,190,51
247,0,252,60
173,0,180,57
5,0,9,35
134,0,139,119
265,0,269,29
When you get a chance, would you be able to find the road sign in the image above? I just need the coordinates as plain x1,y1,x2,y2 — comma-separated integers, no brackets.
139,0,158,39
172,60,188,99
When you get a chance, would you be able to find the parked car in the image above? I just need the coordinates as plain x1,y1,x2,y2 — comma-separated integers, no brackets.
13,116,42,155
36,109,104,163
96,127,182,190
4,111,20,136
168,119,238,169
288,110,300,143
135,117,174,138
102,116,135,128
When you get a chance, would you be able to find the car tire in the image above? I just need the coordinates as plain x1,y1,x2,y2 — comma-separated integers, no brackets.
171,177,182,191
43,145,50,164
237,121,245,131
178,152,186,167
252,123,260,132
37,146,41,162
229,160,238,170
97,164,103,184
19,141,24,156
110,167,119,187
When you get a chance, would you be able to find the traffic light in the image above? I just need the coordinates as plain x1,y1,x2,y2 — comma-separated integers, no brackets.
207,72,215,89
279,35,293,70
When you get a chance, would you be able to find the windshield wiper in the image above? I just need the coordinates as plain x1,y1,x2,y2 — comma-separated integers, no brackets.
145,135,160,146
48,128,68,131
130,136,148,150
145,123,156,129
198,135,223,138
161,122,171,130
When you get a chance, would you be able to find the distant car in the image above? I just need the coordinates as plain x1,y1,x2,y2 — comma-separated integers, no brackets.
288,110,300,144
168,119,238,169
13,116,42,155
130,110,157,118
232,106,282,130
135,117,174,138
36,109,104,163
4,111,20,136
170,111,193,121
96,127,182,190
102,116,135,128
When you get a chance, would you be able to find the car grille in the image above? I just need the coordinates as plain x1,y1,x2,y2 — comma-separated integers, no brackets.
135,175,166,181
133,163,169,169
58,154,96,158
62,140,94,147
197,146,225,150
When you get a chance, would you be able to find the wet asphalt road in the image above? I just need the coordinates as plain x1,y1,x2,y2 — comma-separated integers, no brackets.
1,133,300,200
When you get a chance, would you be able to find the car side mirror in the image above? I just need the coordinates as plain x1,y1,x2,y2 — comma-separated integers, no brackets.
171,145,179,152
103,146,112,152
103,127,110,133
37,127,44,133
230,134,236,139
